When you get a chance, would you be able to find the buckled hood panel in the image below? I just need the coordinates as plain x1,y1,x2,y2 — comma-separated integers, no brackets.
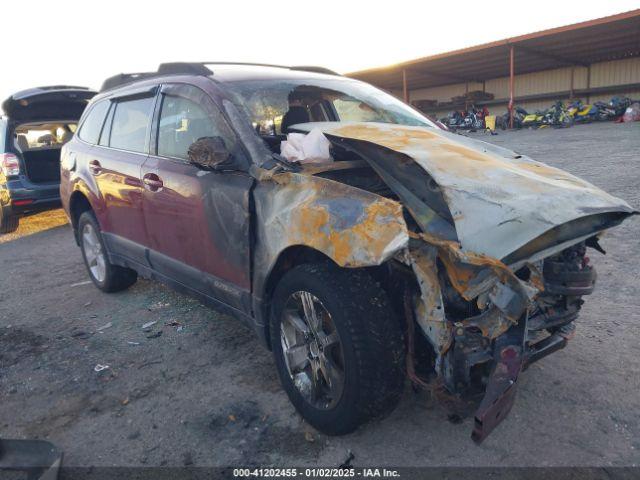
294,122,635,261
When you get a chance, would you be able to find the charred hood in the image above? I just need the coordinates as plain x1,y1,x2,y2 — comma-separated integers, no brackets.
293,122,636,263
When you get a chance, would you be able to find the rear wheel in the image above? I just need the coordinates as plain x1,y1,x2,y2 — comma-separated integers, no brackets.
0,209,19,234
270,263,405,435
78,211,137,292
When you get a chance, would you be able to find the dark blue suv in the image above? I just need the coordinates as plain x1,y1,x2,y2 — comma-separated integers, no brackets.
0,86,95,233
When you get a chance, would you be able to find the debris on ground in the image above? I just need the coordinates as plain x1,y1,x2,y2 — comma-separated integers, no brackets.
94,364,110,372
127,341,140,346
146,331,163,339
141,320,157,330
304,431,315,443
96,322,112,332
148,302,170,311
339,450,355,468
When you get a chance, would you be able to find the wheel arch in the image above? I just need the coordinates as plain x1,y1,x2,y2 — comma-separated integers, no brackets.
259,245,397,350
69,190,94,243
260,245,334,350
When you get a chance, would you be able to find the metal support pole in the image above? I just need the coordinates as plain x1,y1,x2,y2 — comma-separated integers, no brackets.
509,45,515,129
570,66,575,100
586,65,591,104
465,81,469,110
402,69,409,104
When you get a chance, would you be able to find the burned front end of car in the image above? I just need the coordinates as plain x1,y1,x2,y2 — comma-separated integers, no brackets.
283,121,636,442
401,235,600,443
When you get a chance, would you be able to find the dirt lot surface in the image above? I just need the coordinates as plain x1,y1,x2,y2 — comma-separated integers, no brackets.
1,122,639,469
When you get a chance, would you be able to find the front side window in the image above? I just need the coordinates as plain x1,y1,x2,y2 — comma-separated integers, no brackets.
109,97,154,153
78,100,110,144
157,85,235,160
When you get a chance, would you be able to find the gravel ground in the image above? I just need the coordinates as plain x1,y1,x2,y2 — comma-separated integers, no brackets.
0,122,639,469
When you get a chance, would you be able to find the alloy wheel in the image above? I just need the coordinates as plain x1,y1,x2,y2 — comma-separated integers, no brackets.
82,223,106,283
280,291,345,409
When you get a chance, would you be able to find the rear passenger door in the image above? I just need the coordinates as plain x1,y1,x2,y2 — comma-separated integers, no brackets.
91,87,157,266
142,83,253,313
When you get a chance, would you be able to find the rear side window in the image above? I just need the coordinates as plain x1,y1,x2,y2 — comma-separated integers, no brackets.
109,97,154,153
78,101,110,144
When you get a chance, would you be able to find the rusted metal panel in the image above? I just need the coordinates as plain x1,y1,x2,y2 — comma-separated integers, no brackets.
294,122,635,262
252,170,409,297
405,245,451,355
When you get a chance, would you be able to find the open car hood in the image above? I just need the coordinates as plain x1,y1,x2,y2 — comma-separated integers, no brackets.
293,122,636,262
2,86,96,122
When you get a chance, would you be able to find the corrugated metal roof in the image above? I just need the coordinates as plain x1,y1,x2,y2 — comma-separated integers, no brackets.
348,9,640,90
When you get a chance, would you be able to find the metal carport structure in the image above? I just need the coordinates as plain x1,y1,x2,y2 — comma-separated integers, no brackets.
348,9,640,127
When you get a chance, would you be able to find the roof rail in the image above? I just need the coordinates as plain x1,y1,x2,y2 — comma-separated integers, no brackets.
157,62,213,75
201,61,340,76
100,72,157,92
100,63,213,92
290,66,340,75
100,61,339,92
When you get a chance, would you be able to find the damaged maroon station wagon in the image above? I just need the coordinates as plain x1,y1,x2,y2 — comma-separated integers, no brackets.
60,62,636,442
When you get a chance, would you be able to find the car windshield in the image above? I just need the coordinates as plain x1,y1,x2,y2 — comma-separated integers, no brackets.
224,76,434,135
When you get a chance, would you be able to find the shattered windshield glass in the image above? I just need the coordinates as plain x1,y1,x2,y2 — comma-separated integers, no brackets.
224,77,434,135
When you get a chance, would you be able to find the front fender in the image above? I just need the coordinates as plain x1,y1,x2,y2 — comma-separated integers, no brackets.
252,171,409,298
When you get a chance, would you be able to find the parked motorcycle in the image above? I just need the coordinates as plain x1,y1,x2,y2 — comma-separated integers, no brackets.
497,106,526,130
541,101,573,128
446,110,465,130
461,105,486,131
608,96,632,118
522,110,544,128
568,100,599,123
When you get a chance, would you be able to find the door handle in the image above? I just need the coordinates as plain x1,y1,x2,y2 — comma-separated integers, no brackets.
88,159,102,175
142,173,163,192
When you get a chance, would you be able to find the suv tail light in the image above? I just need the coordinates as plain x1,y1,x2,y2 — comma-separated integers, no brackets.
1,153,20,176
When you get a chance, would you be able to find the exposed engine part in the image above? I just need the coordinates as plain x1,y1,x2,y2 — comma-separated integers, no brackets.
542,242,596,296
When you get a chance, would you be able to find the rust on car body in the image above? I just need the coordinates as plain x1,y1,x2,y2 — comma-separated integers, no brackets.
251,170,409,304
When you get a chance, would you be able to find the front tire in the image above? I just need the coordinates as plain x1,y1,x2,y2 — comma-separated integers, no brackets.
78,211,137,292
270,263,405,435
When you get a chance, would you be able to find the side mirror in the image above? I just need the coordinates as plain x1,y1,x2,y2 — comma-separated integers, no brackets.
187,136,237,171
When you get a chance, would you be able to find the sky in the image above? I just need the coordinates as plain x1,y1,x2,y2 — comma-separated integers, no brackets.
1,0,638,102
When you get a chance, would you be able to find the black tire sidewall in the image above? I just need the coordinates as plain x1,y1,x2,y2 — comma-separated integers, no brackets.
270,265,367,434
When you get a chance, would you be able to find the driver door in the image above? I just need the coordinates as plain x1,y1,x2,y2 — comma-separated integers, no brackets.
141,83,253,313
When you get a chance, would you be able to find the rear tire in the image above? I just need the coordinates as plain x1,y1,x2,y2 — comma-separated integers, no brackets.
78,211,137,292
0,210,19,234
270,263,405,435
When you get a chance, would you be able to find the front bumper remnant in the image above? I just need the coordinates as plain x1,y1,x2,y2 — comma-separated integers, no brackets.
471,344,522,443
471,326,573,443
